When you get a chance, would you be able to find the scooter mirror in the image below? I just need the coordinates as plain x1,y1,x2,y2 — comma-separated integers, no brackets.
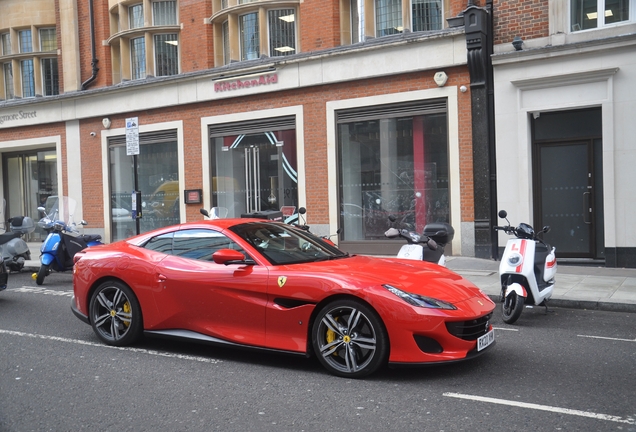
388,215,397,222
200,208,210,217
498,210,507,219
542,225,551,234
37,206,45,212
427,238,438,251
298,207,306,215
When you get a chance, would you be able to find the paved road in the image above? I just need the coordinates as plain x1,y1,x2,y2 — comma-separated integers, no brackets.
1,272,635,431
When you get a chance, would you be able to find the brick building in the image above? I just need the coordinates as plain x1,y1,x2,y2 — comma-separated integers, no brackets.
492,0,636,267
0,0,482,257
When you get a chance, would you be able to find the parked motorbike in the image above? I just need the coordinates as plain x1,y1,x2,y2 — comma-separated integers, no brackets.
0,216,35,272
384,215,454,266
286,207,340,246
34,197,103,285
494,210,557,324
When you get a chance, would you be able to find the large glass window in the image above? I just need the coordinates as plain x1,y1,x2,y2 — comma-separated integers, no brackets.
109,136,179,241
209,119,298,217
42,58,58,95
3,63,13,99
152,1,177,25
268,9,296,56
39,28,57,51
129,4,144,29
338,108,449,243
21,59,35,97
154,34,178,76
222,21,230,65
1,33,10,55
376,0,402,37
240,12,260,61
412,0,442,31
131,37,146,80
19,30,32,53
571,0,631,31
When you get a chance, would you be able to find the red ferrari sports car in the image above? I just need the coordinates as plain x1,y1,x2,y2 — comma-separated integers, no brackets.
72,218,495,378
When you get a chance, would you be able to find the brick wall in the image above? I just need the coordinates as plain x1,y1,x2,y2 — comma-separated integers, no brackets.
300,0,341,51
73,67,474,228
179,0,214,72
493,0,549,45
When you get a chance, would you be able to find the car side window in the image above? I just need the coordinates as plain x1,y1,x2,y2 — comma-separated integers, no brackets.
144,232,174,253
172,229,244,261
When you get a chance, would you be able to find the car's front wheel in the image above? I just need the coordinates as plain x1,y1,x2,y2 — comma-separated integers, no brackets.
89,280,142,346
312,299,388,378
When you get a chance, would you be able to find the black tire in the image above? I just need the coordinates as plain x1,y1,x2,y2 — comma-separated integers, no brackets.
501,290,524,324
89,280,143,346
35,264,49,285
312,299,388,378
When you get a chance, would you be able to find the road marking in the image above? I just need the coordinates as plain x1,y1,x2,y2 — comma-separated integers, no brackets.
8,286,74,297
492,327,519,331
0,329,222,364
578,334,636,343
443,392,636,425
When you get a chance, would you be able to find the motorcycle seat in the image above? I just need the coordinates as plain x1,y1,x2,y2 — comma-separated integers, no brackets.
0,231,21,246
81,234,102,243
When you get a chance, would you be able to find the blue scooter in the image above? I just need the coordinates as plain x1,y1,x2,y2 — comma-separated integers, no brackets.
33,197,103,285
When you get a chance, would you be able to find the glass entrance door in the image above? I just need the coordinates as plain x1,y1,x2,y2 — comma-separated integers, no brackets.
3,150,57,241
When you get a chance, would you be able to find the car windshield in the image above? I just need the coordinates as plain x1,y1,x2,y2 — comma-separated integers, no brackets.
230,222,348,265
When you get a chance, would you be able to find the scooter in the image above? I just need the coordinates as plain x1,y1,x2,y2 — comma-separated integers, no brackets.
494,210,557,324
384,216,454,266
34,197,103,285
0,216,35,272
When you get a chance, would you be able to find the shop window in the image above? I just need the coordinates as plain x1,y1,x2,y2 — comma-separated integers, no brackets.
1,33,10,55
376,0,402,37
21,59,35,98
571,0,631,31
337,102,449,243
3,63,13,99
129,4,144,29
412,0,442,31
240,12,260,61
39,28,57,51
153,1,177,25
19,30,33,53
42,58,59,96
154,34,178,76
131,37,146,80
268,9,296,56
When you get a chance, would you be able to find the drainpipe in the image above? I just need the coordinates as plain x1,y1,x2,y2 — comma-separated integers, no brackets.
81,0,99,90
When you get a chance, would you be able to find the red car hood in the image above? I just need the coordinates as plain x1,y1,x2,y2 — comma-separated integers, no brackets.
290,255,484,303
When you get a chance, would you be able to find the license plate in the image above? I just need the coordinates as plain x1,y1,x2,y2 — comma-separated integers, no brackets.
477,329,495,351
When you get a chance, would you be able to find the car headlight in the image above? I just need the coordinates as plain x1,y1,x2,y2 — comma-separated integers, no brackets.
384,284,457,310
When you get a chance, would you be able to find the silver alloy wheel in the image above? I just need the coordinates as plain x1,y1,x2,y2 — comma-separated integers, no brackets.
91,285,134,342
315,304,379,375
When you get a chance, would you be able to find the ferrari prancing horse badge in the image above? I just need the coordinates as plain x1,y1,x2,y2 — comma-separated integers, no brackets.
278,276,287,287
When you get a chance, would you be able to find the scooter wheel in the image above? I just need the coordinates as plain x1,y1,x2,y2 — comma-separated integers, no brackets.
35,264,49,286
501,291,524,324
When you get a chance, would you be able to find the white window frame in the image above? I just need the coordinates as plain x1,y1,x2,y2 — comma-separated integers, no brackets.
570,0,634,32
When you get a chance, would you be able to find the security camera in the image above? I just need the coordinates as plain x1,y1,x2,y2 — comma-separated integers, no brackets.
90,132,97,137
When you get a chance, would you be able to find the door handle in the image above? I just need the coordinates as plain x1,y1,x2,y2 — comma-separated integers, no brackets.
583,192,591,224
157,273,167,283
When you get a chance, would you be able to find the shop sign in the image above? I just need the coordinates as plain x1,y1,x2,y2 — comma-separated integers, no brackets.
214,73,278,93
0,110,37,125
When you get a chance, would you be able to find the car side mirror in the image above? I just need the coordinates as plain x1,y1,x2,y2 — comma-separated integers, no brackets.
212,249,254,266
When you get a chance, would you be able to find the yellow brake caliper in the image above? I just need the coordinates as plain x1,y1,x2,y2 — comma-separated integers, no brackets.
122,301,131,327
326,317,338,356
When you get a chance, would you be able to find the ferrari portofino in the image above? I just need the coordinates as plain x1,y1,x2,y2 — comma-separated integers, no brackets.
72,218,495,378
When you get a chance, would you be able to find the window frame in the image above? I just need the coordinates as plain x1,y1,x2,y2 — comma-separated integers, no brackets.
267,9,297,57
20,58,35,98
570,0,633,32
3,62,14,99
1,33,10,56
154,33,179,76
130,36,146,80
239,12,260,61
39,28,57,51
152,0,178,26
19,29,33,54
411,0,443,32
129,3,145,29
41,57,59,96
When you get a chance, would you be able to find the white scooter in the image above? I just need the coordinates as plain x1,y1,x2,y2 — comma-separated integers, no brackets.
494,210,557,324
384,216,454,266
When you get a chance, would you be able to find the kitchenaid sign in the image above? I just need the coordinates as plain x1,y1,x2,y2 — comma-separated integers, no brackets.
214,73,278,93
0,110,37,124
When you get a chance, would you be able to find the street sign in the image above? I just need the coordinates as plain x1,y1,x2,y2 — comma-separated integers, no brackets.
125,117,139,155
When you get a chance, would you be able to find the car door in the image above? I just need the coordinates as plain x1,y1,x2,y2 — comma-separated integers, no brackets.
152,228,270,348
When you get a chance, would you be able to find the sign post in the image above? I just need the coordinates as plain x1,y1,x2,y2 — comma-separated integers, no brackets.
126,117,141,234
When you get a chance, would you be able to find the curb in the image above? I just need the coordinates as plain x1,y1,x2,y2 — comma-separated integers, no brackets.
486,294,636,314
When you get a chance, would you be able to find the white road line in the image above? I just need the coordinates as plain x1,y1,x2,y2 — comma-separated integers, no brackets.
443,392,636,425
0,329,222,364
8,287,74,297
492,327,519,331
578,334,636,343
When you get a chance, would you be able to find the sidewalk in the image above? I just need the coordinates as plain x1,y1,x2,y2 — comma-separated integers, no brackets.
21,242,636,313
445,256,636,313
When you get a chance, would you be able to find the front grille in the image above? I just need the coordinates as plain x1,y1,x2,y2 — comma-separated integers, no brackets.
446,313,492,341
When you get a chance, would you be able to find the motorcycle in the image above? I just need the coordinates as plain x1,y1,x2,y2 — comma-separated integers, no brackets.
34,197,103,285
494,210,557,324
0,216,35,272
384,216,455,266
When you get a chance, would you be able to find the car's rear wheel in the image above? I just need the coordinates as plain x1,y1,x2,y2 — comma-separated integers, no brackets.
312,299,388,378
89,280,142,346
